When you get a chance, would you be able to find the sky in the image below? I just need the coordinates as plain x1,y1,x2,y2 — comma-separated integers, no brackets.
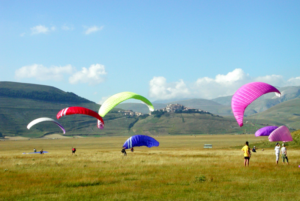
1,0,300,103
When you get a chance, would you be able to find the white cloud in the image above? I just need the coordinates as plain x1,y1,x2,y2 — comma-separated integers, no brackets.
31,25,50,34
62,25,74,31
85,26,104,35
30,25,56,35
69,64,107,85
149,77,190,100
149,68,300,100
287,77,300,86
20,33,26,37
15,64,75,81
254,75,285,86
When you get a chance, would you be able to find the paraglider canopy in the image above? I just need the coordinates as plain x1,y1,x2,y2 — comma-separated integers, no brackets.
231,82,281,127
97,92,154,129
255,126,278,137
27,117,66,134
268,126,293,142
123,135,159,149
57,106,104,126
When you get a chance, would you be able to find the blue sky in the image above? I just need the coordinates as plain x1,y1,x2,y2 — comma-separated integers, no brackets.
1,0,300,103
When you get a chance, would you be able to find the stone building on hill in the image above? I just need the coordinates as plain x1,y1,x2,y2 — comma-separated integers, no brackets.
118,110,142,117
153,104,211,114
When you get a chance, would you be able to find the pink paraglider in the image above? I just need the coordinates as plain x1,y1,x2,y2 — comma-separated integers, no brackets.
57,106,105,126
231,82,280,127
255,126,278,137
268,126,293,142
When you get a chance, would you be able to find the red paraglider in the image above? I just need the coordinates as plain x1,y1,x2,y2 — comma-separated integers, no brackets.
57,106,104,126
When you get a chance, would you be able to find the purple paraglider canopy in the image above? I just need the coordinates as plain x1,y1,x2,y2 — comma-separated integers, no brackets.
255,126,278,137
268,126,293,142
231,82,280,127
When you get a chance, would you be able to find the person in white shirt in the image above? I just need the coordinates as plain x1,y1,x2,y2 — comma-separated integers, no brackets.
281,143,289,164
274,143,280,164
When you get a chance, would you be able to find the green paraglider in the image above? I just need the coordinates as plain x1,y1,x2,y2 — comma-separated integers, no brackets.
97,92,154,129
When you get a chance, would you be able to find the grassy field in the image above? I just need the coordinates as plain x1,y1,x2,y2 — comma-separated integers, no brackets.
1,135,300,201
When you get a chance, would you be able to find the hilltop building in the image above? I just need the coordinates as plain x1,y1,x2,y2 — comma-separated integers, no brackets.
118,110,143,117
152,104,211,114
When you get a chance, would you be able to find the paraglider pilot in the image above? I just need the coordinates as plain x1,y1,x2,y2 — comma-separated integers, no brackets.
72,147,76,155
275,143,280,164
241,141,251,167
252,146,256,152
131,147,134,152
121,147,127,156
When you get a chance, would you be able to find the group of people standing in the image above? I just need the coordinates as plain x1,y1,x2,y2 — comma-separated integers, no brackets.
241,141,289,166
275,143,288,164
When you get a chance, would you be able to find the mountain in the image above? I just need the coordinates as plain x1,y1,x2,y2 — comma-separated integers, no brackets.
167,99,232,116
212,86,300,116
1,81,297,137
248,98,300,130
0,82,137,137
131,112,270,135
0,81,92,103
118,99,232,116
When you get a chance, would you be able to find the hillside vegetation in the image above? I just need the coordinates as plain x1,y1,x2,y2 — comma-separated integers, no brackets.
0,82,137,137
252,129,300,148
1,81,298,137
249,98,300,130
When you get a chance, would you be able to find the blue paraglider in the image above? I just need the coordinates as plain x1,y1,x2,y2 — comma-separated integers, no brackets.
122,135,159,149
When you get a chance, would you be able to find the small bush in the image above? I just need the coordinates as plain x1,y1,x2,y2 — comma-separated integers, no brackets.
195,175,206,182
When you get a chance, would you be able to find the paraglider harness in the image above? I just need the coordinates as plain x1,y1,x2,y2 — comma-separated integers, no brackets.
121,148,127,156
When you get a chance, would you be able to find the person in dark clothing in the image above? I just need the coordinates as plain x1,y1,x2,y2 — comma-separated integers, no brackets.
72,147,76,155
252,146,256,152
40,149,44,154
131,147,134,152
121,147,127,156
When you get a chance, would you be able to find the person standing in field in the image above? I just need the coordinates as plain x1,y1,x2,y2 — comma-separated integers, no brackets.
72,147,76,155
121,147,127,156
33,148,36,152
281,143,289,164
241,141,251,167
275,143,280,164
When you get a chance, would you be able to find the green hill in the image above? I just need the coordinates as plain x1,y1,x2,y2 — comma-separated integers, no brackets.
130,112,269,135
1,81,297,137
0,81,91,103
212,86,300,116
248,98,300,130
118,99,232,116
167,99,232,116
0,82,137,137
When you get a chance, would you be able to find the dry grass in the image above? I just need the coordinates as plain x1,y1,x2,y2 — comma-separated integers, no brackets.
0,135,300,201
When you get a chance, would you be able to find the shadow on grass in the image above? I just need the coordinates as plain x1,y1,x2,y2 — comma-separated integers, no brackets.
64,180,118,187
